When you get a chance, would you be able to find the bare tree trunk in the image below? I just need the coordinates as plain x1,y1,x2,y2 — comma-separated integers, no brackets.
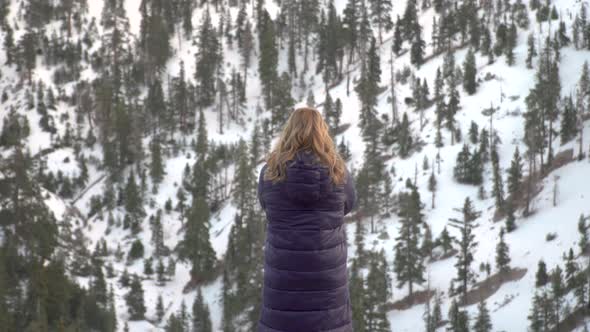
346,68,351,96
432,192,435,209
525,155,534,216
420,109,425,130
390,52,397,124
552,176,559,207
548,119,554,166
218,82,224,135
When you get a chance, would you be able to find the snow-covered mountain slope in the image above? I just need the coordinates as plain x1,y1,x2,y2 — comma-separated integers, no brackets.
2,0,590,331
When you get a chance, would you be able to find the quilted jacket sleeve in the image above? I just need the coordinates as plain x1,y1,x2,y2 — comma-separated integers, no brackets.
343,168,356,216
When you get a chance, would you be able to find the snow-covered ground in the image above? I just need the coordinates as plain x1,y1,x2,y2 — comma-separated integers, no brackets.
2,0,590,331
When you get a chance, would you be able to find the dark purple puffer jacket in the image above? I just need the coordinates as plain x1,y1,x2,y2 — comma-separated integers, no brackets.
257,150,356,332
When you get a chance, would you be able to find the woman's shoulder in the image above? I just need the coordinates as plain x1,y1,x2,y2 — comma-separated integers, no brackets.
259,164,268,180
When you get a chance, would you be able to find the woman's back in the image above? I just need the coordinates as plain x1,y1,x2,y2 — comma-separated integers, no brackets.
258,150,356,332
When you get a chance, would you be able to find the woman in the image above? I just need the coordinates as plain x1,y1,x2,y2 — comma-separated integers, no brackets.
257,108,356,332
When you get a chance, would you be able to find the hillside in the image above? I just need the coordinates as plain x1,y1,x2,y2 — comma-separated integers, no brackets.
1,0,590,331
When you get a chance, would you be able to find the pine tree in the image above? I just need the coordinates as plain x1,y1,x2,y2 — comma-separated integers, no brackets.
422,224,434,259
575,272,588,308
394,187,425,296
536,260,549,287
195,109,208,160
470,148,484,185
526,33,537,69
156,294,165,322
381,172,394,215
151,211,165,257
349,259,367,332
505,22,517,65
258,10,278,109
463,48,477,95
222,142,265,329
496,228,511,274
398,113,414,158
469,121,479,144
491,147,505,213
525,38,562,169
178,300,189,331
170,61,192,134
438,226,454,256
357,155,384,232
181,0,193,38
403,0,418,39
167,257,176,278
107,286,118,331
356,36,382,122
551,266,564,327
19,30,37,84
357,1,372,63
126,275,146,320
528,293,544,332
179,196,217,282
579,214,588,255
165,313,183,332
507,147,523,198
233,140,256,215
339,138,352,161
473,300,492,332
316,3,343,86
195,9,221,107
193,288,212,332
240,20,254,90
393,16,403,55
125,171,144,232
428,169,437,209
157,258,166,284
561,95,578,143
334,99,343,133
365,251,391,331
565,248,579,289
453,144,483,185
424,289,443,331
128,239,145,261
343,0,361,59
271,72,294,131
479,128,489,162
447,299,470,332
450,197,480,298
143,8,172,74
432,292,442,327
370,0,393,44
424,291,436,332
92,263,108,306
446,76,461,144
150,136,165,186
0,249,11,330
505,201,517,232
146,79,166,134
411,22,426,67
300,0,321,72
3,24,14,65
355,216,367,264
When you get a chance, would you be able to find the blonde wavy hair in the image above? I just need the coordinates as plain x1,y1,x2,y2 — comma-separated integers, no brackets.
265,107,346,184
